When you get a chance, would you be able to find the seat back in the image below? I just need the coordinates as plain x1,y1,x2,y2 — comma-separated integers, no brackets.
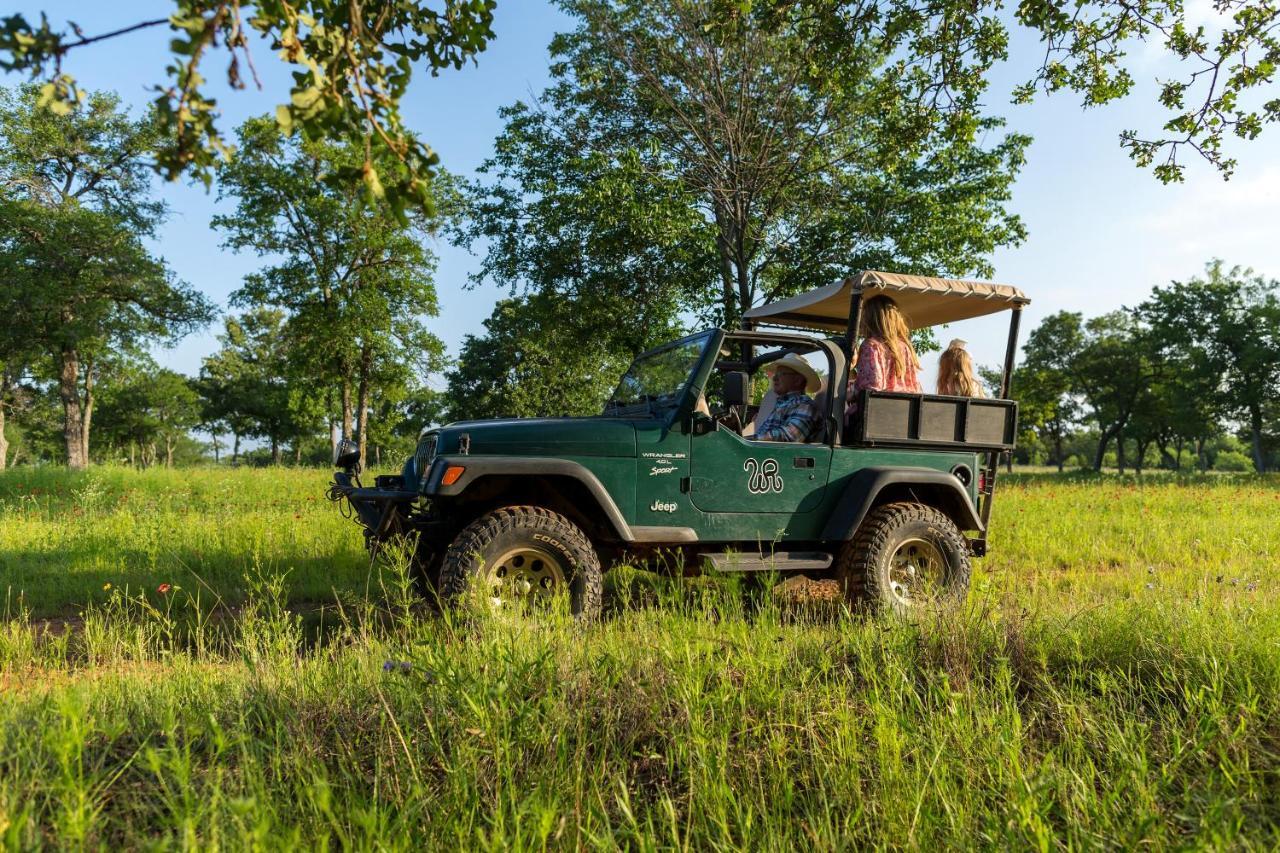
742,388,778,438
808,382,829,443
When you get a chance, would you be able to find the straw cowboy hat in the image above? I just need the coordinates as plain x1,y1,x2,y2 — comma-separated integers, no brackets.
764,353,822,394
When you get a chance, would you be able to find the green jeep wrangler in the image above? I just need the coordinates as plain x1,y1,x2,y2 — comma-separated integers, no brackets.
330,271,1028,618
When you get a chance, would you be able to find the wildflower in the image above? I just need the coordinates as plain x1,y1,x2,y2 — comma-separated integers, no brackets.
158,583,172,594
382,660,411,674
102,582,112,591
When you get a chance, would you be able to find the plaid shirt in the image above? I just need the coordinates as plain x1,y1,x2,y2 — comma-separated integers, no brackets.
755,392,820,442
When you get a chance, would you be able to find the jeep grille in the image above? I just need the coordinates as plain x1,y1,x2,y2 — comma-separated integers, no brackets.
415,434,437,489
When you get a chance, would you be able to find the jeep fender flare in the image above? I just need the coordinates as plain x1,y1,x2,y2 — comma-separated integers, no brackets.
820,466,983,542
424,455,636,542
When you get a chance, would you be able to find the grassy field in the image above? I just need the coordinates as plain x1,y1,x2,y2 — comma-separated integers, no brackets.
1,466,1278,847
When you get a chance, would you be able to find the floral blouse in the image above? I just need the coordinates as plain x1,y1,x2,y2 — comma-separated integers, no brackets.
846,337,921,414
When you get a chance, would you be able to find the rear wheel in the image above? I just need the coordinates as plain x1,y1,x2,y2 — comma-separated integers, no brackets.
837,502,971,614
439,506,603,619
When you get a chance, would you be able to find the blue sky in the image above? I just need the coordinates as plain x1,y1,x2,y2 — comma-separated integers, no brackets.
10,1,1280,388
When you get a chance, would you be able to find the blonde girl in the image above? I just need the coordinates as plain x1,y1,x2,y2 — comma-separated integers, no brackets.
936,339,985,397
846,295,921,415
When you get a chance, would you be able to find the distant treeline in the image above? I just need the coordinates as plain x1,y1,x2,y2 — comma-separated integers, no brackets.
999,261,1280,474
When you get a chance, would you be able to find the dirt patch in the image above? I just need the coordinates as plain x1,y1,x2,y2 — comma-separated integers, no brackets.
770,575,843,605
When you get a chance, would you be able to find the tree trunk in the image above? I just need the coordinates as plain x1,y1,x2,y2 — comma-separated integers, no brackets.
0,405,7,472
295,444,302,465
1093,426,1115,472
129,441,136,469
211,431,221,464
1054,431,1065,473
58,346,87,470
1196,437,1206,472
712,204,738,327
1249,405,1266,473
165,436,175,468
341,378,354,441
233,432,241,465
80,355,95,466
327,388,338,462
1135,439,1150,475
1115,431,1126,474
356,343,373,468
271,435,281,465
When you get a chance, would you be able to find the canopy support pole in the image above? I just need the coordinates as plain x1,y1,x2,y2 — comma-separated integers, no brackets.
839,278,864,445
977,305,1024,552
999,305,1023,399
840,277,864,367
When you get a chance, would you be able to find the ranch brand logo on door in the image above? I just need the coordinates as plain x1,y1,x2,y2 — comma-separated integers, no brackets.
744,458,784,494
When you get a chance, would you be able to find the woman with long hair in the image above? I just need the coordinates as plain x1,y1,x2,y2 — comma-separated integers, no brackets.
846,295,921,416
936,339,986,397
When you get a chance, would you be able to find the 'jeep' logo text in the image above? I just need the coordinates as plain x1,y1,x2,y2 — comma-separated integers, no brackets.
744,458,784,494
649,500,678,513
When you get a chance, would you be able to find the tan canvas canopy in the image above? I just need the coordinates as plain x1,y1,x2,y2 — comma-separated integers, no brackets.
743,270,1030,331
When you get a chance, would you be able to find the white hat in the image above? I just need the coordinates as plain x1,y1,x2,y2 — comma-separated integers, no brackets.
947,338,968,350
764,353,822,393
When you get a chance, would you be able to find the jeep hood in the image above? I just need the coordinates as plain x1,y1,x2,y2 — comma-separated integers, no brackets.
435,417,638,458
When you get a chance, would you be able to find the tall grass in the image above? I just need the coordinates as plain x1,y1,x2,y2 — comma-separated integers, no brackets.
0,467,1278,847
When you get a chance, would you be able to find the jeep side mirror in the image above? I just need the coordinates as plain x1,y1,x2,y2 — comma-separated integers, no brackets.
724,371,749,407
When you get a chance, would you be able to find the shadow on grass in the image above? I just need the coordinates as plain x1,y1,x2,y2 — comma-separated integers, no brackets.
0,537,372,620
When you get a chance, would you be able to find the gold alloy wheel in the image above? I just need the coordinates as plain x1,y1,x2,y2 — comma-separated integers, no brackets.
887,537,946,605
486,545,568,607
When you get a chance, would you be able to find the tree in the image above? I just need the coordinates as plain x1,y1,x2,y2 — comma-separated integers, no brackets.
1073,312,1154,472
462,0,1029,335
212,118,446,467
96,359,203,467
777,0,1280,183
1016,312,1086,472
446,293,642,422
0,308,38,470
1139,261,1280,473
1,2,495,212
0,85,213,468
0,355,28,470
197,308,322,465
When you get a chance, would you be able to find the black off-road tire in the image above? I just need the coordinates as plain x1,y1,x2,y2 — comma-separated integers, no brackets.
836,502,971,615
439,506,603,619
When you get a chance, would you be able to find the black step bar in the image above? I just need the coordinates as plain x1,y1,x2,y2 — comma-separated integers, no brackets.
704,551,833,572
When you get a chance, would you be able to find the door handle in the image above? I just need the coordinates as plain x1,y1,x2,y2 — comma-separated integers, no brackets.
794,457,815,468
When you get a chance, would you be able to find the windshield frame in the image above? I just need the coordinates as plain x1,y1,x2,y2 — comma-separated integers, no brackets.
604,330,720,422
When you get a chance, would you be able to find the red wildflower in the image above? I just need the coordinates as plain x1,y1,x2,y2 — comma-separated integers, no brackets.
158,583,172,594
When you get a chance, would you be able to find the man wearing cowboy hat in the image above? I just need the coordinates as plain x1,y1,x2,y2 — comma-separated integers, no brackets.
755,353,822,442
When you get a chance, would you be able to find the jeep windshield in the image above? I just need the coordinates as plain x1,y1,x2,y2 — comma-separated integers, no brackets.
604,332,712,418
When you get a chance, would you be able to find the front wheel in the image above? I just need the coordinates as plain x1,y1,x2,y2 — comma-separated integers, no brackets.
837,502,971,615
439,506,603,620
